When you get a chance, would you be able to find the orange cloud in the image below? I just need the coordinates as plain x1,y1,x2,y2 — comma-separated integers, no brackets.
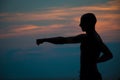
0,0,119,42
0,9,69,22
12,25,39,32
0,24,65,38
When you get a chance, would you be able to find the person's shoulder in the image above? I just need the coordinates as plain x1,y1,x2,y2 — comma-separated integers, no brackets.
74,33,87,40
76,33,87,37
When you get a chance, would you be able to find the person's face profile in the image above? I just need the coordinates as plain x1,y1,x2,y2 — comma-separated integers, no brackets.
79,21,87,32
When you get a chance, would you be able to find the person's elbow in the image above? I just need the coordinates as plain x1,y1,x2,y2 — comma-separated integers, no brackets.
109,53,113,59
107,52,113,60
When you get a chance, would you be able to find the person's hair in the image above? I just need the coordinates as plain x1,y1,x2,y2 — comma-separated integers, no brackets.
80,13,97,27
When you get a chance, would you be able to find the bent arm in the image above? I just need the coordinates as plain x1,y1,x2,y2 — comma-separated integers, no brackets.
97,42,113,63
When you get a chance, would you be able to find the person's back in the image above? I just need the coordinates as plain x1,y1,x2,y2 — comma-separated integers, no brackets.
80,32,102,80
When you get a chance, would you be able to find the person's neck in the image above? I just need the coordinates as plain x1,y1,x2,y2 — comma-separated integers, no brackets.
86,29,96,35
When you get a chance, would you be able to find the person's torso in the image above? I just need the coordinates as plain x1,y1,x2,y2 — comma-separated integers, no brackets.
80,32,102,72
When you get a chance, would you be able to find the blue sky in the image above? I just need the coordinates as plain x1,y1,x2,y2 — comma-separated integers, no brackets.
0,0,120,80
0,0,109,12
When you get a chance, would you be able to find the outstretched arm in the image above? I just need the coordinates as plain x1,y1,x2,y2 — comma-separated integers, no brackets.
36,35,82,45
97,42,113,63
36,37,68,45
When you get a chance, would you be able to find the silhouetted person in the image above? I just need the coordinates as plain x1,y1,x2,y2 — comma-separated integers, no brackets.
36,13,113,80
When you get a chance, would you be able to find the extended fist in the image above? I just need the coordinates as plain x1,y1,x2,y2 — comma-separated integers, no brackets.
36,39,44,45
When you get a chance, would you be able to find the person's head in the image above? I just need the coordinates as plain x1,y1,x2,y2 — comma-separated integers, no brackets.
79,13,97,32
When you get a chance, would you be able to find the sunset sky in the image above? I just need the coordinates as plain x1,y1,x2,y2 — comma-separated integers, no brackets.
0,0,120,80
